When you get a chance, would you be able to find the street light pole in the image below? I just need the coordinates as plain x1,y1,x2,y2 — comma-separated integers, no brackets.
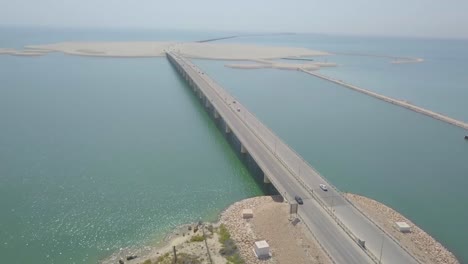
274,139,277,155
379,233,384,263
298,162,301,177
331,195,334,215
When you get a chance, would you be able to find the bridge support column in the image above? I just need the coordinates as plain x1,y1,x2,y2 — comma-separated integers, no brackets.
214,109,219,119
263,173,271,184
240,144,247,154
225,123,231,134
199,90,203,99
205,98,210,108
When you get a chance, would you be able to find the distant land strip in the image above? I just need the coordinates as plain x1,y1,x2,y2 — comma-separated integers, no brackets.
301,70,468,130
197,36,238,43
196,32,296,43
332,52,424,64
281,57,315,61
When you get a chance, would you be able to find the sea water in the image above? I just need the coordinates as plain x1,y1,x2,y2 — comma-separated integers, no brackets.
1,27,467,263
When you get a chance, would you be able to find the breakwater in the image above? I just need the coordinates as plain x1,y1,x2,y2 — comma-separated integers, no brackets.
302,70,468,131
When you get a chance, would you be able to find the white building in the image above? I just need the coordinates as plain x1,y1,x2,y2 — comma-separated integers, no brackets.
395,221,411,233
253,240,270,258
242,209,253,219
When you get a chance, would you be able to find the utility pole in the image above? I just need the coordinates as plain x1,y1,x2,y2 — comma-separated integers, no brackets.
298,162,301,177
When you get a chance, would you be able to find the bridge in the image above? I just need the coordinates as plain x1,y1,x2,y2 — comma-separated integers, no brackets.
166,51,419,264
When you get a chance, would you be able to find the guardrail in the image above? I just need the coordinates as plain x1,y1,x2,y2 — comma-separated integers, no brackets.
169,53,420,263
170,54,379,262
297,213,336,264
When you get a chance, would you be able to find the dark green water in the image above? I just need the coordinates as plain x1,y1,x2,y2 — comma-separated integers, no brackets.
194,59,468,262
0,54,262,263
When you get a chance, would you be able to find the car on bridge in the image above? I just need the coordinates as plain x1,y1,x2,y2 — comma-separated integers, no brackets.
295,195,303,205
319,184,328,191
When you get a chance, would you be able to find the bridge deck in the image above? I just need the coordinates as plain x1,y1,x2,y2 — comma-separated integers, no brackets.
167,52,418,264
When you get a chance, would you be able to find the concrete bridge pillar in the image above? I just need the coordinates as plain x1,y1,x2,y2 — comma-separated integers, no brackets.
214,109,219,119
240,144,247,154
263,173,271,184
225,123,231,134
199,90,203,99
205,98,210,108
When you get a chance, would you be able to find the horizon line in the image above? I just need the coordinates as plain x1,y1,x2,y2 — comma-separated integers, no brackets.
1,24,467,41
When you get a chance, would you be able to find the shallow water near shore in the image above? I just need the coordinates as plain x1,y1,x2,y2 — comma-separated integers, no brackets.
1,27,468,263
0,51,262,263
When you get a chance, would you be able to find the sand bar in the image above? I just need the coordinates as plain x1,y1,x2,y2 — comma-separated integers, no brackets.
226,60,337,71
334,52,424,64
1,41,329,60
0,48,49,56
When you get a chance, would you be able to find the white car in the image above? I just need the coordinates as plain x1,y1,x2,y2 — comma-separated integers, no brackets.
319,184,328,191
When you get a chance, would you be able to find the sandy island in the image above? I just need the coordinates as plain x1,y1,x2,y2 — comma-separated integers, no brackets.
0,41,329,60
102,195,458,264
0,40,426,72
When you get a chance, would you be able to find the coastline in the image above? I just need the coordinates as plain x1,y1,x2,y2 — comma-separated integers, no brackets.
101,196,332,264
102,194,458,264
345,193,459,264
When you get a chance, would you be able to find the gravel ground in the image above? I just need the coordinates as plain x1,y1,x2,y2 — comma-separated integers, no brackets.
220,195,331,264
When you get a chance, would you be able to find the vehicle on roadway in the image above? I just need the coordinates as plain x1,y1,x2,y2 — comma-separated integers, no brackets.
319,184,328,191
295,195,303,204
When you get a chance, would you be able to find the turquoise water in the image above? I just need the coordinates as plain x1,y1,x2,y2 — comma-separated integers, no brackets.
221,34,468,122
1,28,467,263
194,59,468,262
0,30,262,263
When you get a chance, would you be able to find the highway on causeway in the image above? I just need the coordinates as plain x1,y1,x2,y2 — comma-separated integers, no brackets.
167,52,419,264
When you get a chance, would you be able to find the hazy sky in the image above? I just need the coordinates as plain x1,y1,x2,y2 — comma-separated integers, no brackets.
1,0,467,38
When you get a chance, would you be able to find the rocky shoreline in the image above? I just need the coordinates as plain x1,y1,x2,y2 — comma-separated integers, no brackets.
101,195,330,264
102,194,459,264
345,193,459,264
219,195,331,264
